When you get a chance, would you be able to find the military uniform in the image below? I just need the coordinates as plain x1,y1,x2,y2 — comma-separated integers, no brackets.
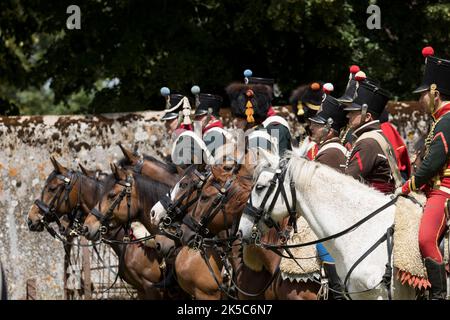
226,70,293,156
400,46,450,299
292,82,325,157
343,77,402,194
308,92,349,300
161,90,213,166
192,90,233,158
379,109,411,181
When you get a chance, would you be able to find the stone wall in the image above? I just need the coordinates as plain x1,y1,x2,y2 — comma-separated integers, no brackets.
0,111,171,299
0,102,426,299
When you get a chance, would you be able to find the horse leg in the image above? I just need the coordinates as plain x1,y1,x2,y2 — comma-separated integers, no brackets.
175,247,223,300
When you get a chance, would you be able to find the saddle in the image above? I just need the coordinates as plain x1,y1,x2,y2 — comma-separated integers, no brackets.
393,194,449,289
279,217,321,282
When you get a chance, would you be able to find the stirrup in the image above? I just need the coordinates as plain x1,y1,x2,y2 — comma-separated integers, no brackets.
317,266,329,300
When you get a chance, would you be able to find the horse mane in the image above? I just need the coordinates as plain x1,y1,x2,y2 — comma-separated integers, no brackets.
133,173,171,213
285,151,386,199
117,153,178,175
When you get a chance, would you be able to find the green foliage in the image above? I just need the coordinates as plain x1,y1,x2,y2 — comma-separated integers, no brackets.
1,0,450,115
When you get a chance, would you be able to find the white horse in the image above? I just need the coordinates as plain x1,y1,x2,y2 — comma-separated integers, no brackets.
238,150,418,300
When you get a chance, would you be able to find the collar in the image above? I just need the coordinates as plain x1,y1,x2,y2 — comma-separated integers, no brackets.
203,118,224,134
267,106,276,117
432,102,450,121
319,137,341,148
352,120,381,139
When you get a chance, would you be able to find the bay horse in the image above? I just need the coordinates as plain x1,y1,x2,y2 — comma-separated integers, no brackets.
193,150,320,300
238,150,418,299
117,143,180,187
27,158,177,299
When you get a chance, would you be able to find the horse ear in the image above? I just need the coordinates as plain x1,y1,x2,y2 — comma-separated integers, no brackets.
110,162,119,179
79,163,94,178
50,156,68,174
117,143,139,164
115,165,128,181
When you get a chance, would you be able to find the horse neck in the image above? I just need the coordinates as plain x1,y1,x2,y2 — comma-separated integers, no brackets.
288,157,396,285
142,162,178,187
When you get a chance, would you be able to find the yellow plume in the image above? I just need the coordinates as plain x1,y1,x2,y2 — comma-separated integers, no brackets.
245,100,254,123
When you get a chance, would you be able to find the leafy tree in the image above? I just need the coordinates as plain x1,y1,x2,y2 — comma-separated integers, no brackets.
0,0,449,115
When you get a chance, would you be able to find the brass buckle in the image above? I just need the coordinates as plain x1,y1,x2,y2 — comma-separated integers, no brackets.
100,225,107,235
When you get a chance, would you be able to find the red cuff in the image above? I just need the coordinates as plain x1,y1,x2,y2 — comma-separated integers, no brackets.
401,180,411,195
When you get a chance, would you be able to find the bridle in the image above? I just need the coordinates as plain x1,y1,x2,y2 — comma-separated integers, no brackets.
243,159,298,243
182,175,236,248
34,170,83,234
90,174,133,239
158,166,212,241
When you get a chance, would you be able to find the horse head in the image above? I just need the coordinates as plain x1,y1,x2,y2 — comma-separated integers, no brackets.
27,156,75,232
149,164,211,238
177,152,254,246
83,163,169,241
238,149,295,243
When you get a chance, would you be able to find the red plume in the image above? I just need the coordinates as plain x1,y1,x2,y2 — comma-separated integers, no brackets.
422,46,434,58
350,65,360,74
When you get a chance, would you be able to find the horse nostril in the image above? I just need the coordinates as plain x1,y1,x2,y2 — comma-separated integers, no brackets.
237,230,243,239
150,210,155,218
82,226,89,235
27,219,32,227
156,243,161,251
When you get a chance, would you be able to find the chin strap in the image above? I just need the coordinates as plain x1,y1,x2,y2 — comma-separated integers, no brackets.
360,104,368,126
428,84,438,114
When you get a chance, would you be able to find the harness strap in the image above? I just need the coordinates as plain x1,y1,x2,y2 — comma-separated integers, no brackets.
343,231,388,300
263,195,400,250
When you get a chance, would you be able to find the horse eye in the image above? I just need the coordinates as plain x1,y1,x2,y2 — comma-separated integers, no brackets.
224,165,233,171
255,185,266,192
108,191,116,199
180,182,188,189
48,185,58,192
201,195,210,202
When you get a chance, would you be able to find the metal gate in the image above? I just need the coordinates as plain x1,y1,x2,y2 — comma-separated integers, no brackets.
63,237,137,300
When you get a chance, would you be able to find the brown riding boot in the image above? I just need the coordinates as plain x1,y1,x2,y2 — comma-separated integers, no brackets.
424,257,447,300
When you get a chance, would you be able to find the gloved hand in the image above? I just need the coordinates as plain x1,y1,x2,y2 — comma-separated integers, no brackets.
396,180,411,196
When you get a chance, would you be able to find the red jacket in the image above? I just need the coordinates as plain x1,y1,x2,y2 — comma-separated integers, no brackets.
380,122,411,178
203,117,224,134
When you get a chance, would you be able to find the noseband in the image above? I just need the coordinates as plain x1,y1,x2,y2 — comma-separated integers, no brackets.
160,168,211,226
90,174,133,236
244,159,297,242
182,166,243,249
34,171,82,232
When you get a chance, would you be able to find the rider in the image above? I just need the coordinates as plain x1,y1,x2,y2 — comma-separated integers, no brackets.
398,46,450,300
160,87,188,137
226,69,293,156
291,82,325,159
308,90,348,300
190,85,233,157
168,91,213,167
337,65,361,151
343,72,402,194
